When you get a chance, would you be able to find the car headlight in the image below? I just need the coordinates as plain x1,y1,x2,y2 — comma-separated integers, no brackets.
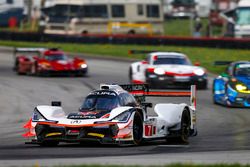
154,68,165,75
80,64,87,69
112,111,131,123
236,84,247,92
193,69,205,76
39,62,51,69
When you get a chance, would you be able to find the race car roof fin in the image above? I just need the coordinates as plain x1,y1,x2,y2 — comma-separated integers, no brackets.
100,84,124,92
190,85,197,109
128,50,182,55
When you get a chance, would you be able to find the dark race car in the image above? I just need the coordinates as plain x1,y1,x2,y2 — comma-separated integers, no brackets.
13,48,88,76
213,61,250,107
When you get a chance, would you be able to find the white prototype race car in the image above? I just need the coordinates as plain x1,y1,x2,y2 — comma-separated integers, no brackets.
129,50,207,89
23,84,197,146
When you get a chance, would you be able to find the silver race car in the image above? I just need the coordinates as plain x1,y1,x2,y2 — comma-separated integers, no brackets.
129,50,207,89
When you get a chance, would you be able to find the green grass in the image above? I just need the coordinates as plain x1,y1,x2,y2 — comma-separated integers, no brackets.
1,40,249,74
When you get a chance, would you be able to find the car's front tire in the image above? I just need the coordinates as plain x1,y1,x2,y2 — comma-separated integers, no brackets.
132,111,143,145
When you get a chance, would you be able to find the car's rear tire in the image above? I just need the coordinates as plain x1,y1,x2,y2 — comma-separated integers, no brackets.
179,108,191,144
133,111,143,145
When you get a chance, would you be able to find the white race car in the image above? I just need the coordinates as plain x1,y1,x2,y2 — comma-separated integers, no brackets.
129,50,207,89
23,84,197,146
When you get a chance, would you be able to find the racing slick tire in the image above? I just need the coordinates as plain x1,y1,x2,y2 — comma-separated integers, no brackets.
197,81,207,90
132,111,143,145
129,67,133,83
179,108,191,144
15,62,24,75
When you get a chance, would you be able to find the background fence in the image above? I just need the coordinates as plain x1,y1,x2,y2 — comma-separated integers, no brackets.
0,31,249,49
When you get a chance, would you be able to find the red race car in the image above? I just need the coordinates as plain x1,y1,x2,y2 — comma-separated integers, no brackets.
13,48,88,76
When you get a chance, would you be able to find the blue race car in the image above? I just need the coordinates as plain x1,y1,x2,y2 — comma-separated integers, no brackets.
213,61,250,107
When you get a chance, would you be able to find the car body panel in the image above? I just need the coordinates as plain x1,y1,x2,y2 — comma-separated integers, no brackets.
213,61,250,107
14,48,88,76
23,84,197,145
129,51,207,89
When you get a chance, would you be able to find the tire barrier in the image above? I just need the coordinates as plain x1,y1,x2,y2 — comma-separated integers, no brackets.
0,31,249,49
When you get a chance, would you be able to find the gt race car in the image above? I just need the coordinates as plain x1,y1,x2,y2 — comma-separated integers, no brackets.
13,48,88,76
213,61,250,107
129,50,207,89
23,84,197,146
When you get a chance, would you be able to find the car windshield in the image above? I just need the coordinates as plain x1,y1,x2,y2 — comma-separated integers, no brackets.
236,7,250,25
235,64,250,77
153,57,191,65
80,93,119,111
44,54,68,61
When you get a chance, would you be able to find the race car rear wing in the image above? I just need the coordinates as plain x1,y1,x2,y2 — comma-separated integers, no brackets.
120,84,197,109
13,47,46,58
14,47,46,53
128,50,181,54
214,61,232,65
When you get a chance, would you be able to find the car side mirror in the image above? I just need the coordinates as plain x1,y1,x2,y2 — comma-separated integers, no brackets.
33,56,38,60
141,102,152,108
194,61,200,66
141,60,148,64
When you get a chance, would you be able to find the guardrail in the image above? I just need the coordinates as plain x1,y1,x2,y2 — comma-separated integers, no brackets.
0,31,250,49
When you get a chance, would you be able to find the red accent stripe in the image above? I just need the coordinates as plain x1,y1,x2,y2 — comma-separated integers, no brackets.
101,113,110,118
132,80,145,84
165,71,195,76
130,90,191,97
147,68,154,73
113,132,132,139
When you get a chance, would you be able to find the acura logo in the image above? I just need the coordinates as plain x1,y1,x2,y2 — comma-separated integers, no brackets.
70,120,82,124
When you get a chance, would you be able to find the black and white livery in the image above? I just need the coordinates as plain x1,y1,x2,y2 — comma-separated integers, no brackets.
129,50,207,89
23,83,197,146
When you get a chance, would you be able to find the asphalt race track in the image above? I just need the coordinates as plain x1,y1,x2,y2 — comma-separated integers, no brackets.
0,47,249,166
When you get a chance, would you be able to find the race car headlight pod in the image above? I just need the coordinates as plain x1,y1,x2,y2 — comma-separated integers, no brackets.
193,69,205,76
112,111,132,123
39,62,51,69
154,68,165,75
80,63,87,69
235,83,250,93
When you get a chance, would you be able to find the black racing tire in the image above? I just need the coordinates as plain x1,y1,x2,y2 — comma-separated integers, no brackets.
197,81,207,90
129,67,133,83
132,111,143,145
15,62,23,75
39,140,59,147
179,108,191,144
